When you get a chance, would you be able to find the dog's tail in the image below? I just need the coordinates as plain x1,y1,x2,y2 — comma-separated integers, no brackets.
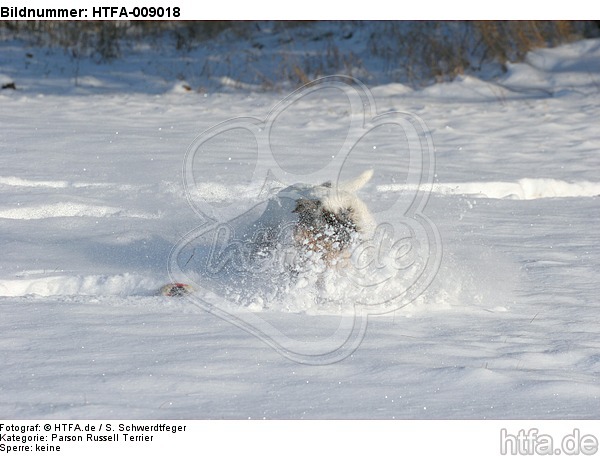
339,169,374,193
324,169,376,235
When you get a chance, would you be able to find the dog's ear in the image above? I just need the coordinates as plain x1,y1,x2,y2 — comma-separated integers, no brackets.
292,199,306,213
293,198,322,214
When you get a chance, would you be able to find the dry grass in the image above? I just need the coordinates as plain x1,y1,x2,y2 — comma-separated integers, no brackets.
0,21,243,60
0,20,596,86
474,21,581,68
368,21,593,86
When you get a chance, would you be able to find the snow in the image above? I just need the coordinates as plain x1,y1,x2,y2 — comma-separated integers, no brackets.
1,31,600,419
380,178,600,200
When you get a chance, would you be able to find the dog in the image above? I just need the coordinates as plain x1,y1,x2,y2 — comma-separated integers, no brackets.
248,170,375,268
291,171,375,265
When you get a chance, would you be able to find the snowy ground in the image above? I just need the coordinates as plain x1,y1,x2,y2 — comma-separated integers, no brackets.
1,34,600,419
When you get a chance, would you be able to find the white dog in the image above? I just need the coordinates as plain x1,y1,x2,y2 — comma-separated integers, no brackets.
247,170,375,267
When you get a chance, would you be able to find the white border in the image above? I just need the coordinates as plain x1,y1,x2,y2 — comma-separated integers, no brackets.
2,420,600,456
4,0,597,20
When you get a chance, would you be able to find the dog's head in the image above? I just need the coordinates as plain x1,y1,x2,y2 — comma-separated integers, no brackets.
251,170,374,264
292,196,360,262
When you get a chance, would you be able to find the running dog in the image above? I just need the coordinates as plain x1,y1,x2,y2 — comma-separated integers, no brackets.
250,170,375,267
